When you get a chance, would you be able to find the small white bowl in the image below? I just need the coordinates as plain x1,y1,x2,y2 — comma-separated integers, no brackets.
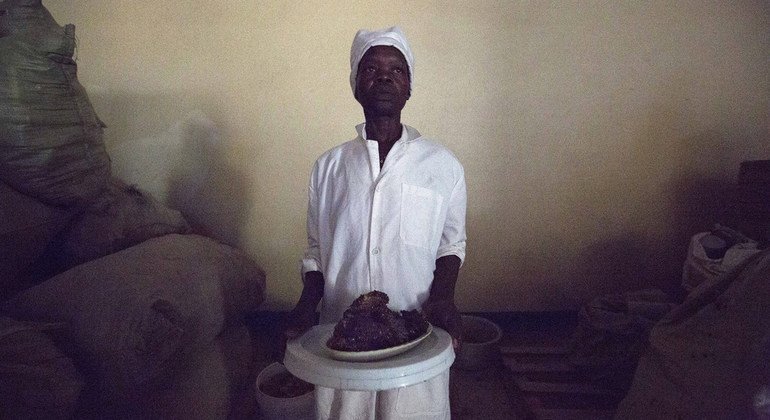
454,315,503,370
255,362,314,420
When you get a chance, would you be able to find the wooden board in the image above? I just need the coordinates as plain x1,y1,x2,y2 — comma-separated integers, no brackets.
502,344,626,419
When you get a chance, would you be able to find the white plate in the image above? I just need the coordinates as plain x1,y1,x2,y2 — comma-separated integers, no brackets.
324,324,433,362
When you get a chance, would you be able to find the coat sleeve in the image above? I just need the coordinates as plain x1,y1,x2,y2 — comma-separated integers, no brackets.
300,160,322,276
436,164,467,265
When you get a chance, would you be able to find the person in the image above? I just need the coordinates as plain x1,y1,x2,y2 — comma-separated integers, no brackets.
284,26,467,420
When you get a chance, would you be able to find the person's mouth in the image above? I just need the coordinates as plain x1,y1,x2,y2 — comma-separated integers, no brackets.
373,88,397,98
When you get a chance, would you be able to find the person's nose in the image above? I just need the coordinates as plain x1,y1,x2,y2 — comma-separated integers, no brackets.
375,69,393,84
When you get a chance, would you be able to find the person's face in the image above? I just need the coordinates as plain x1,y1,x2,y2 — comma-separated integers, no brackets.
354,45,410,117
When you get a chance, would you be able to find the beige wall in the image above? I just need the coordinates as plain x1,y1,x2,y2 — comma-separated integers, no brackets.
45,1,769,311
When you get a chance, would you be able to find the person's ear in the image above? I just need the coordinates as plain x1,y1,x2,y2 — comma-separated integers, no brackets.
353,83,361,102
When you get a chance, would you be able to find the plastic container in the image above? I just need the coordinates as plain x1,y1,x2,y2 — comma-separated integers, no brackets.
255,362,314,420
454,315,503,370
284,323,454,391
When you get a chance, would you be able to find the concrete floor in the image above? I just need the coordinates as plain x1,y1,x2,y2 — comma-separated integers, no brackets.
450,362,527,419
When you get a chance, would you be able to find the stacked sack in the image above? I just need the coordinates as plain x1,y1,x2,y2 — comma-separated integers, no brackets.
0,0,111,207
0,1,190,295
1,0,112,293
0,4,262,418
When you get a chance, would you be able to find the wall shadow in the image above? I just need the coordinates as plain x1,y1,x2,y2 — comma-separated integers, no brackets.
92,92,254,249
166,114,251,249
566,171,739,304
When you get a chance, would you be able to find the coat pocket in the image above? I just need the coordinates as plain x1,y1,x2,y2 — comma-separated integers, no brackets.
400,183,443,250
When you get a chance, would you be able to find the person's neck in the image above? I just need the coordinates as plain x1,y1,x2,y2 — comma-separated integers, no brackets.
364,115,402,145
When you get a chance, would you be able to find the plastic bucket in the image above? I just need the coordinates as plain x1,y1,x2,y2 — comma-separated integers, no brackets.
454,315,503,370
255,362,314,420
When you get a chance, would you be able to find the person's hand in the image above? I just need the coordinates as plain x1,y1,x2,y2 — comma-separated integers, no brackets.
278,303,317,361
422,299,463,351
283,303,317,340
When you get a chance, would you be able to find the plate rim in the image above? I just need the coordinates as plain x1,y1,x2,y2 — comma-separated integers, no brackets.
323,323,433,362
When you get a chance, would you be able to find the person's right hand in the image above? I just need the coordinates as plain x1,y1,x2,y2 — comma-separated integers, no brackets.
277,304,317,361
283,303,317,340
280,271,324,358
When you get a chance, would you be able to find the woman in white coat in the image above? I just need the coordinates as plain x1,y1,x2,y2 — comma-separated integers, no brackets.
284,26,467,420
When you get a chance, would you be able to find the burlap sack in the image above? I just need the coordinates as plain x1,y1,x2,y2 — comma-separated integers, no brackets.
0,316,83,419
1,234,266,404
0,181,73,299
56,178,192,271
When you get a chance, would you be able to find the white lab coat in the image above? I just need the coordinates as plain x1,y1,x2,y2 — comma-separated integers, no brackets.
301,123,466,419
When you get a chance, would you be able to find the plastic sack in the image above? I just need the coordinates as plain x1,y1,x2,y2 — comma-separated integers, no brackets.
681,227,760,292
616,249,770,419
0,1,110,207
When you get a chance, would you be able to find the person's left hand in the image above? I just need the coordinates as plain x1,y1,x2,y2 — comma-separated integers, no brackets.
422,299,463,351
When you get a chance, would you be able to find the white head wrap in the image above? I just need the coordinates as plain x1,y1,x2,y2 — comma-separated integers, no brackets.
349,26,414,95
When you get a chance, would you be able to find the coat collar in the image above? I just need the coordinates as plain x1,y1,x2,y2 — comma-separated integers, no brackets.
355,123,422,143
